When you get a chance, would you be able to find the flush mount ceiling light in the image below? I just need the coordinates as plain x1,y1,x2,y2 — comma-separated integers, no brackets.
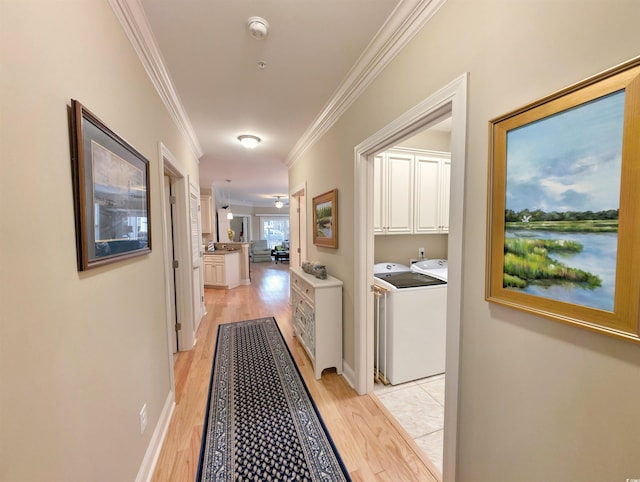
237,134,261,149
274,196,284,209
247,16,269,40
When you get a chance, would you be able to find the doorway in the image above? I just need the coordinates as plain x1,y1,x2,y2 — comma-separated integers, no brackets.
229,215,250,242
372,115,451,474
290,183,307,267
158,143,197,359
354,74,468,481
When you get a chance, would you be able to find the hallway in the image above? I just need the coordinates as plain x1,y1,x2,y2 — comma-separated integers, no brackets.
151,262,440,481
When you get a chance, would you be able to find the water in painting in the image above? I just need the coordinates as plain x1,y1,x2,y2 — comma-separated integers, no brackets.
503,90,625,312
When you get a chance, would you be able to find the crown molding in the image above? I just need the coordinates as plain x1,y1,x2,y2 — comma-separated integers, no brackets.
108,0,204,160
285,0,446,167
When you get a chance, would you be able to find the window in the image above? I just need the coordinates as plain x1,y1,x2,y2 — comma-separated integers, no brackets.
261,217,289,249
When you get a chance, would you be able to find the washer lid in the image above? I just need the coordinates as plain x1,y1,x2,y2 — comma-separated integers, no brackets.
373,262,411,274
374,271,446,288
412,265,448,282
413,258,448,269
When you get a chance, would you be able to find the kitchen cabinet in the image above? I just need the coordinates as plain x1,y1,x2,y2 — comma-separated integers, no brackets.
203,252,240,289
374,148,450,235
414,151,451,233
200,194,212,234
290,267,343,379
373,151,414,234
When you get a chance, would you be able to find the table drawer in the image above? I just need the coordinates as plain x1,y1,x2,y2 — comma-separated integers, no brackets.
291,273,314,304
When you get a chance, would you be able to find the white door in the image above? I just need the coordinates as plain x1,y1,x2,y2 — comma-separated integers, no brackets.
163,175,178,353
189,184,204,332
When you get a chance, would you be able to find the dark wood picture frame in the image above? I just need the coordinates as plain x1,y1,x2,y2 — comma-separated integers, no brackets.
313,189,338,248
70,99,151,271
486,57,640,343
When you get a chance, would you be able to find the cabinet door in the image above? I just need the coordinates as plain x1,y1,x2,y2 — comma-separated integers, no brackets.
204,260,215,284
215,263,225,285
439,160,451,233
386,152,413,234
200,195,212,234
414,156,441,233
373,154,386,234
203,258,225,286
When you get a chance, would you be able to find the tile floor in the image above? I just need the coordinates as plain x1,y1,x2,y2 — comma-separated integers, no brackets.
373,374,445,474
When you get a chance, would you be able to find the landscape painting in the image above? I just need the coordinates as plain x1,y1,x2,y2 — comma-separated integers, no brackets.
312,189,338,248
503,90,624,312
486,56,640,343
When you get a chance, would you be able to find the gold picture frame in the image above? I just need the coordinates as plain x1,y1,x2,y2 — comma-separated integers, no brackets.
312,189,338,248
486,57,640,343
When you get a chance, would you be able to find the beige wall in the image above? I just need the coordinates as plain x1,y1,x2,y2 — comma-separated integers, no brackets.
0,1,200,481
398,126,451,151
289,0,640,480
375,233,448,266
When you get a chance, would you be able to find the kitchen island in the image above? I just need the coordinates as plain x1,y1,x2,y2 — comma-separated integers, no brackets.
214,242,250,285
203,250,240,289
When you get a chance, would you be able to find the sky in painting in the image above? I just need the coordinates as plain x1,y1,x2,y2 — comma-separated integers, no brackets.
505,90,625,213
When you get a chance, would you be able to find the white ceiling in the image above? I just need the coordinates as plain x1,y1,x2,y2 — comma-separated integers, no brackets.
136,0,440,207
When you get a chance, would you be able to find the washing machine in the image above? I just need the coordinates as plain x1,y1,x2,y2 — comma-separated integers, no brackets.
373,262,447,385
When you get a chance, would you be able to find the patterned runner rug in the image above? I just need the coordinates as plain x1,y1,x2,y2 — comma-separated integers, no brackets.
196,317,351,481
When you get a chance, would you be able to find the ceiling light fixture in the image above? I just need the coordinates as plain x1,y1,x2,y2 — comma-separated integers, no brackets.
274,196,284,209
247,16,269,40
237,134,261,149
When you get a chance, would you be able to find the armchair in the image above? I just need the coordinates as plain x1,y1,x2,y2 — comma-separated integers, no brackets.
250,240,272,263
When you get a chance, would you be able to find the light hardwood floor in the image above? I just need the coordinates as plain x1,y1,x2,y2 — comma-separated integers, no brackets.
151,262,440,481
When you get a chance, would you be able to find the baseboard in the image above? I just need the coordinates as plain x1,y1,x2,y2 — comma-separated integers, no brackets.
341,359,356,390
135,391,176,482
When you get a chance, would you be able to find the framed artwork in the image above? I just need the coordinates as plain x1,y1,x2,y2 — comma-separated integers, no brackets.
313,189,338,248
70,99,151,271
486,57,640,343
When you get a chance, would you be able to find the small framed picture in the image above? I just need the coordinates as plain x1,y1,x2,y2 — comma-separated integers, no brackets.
312,189,338,248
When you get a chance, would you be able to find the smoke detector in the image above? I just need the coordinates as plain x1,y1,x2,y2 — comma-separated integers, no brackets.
247,16,269,40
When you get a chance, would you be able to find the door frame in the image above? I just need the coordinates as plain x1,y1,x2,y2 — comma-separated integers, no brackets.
158,143,196,358
353,73,468,481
